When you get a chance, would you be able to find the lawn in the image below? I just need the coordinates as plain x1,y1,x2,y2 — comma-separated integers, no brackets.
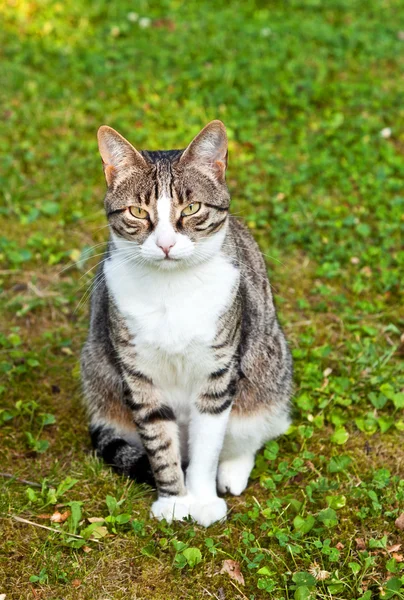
0,0,403,598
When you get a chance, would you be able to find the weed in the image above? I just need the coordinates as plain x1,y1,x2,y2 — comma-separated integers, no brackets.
1,0,403,598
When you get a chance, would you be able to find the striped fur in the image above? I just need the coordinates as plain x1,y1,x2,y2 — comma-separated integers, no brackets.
81,121,292,526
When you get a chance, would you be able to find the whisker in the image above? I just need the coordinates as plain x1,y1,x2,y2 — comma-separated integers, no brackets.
74,251,141,314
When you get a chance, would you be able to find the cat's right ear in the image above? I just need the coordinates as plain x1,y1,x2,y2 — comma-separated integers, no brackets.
97,126,147,186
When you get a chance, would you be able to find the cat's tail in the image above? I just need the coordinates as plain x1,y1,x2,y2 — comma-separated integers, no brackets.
89,424,154,485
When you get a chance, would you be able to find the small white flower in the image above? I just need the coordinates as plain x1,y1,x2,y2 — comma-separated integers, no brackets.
380,127,392,139
261,27,272,37
309,562,330,581
139,17,151,28
127,12,139,22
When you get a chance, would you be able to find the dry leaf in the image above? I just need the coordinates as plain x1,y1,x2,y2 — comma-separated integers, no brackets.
220,560,245,586
61,346,73,356
36,514,51,520
82,546,92,553
71,580,81,588
395,513,404,530
88,517,105,523
336,542,345,550
89,525,108,539
388,544,402,553
392,553,403,562
50,510,70,523
356,538,366,550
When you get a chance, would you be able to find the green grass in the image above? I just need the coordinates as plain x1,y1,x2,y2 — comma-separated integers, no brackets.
1,0,403,598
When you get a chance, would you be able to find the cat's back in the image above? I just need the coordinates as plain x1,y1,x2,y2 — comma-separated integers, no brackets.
226,216,269,281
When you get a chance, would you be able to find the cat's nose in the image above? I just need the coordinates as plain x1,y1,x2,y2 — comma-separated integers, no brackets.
157,242,176,256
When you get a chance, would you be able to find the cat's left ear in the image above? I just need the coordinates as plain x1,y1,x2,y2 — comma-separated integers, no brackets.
97,125,147,186
180,120,228,182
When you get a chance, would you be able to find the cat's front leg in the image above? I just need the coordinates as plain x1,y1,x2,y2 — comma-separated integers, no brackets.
184,397,233,527
123,378,189,521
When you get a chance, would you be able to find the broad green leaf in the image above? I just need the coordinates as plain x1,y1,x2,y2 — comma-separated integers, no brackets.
318,508,338,528
292,572,316,587
257,566,272,576
348,562,361,575
355,414,378,435
293,515,316,534
182,547,202,568
106,495,118,516
326,495,346,510
393,392,404,409
115,513,131,524
81,523,108,539
378,416,394,433
294,587,312,600
41,413,56,426
331,426,349,445
296,393,315,412
328,455,352,473
26,487,38,503
55,477,78,499
369,535,387,549
68,501,82,535
264,440,279,461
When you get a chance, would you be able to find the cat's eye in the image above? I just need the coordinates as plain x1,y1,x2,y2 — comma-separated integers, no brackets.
129,206,149,219
181,202,201,217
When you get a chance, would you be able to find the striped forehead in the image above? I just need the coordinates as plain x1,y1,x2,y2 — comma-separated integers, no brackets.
151,159,186,209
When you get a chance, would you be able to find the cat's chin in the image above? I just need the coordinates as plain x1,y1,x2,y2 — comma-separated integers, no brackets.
143,255,202,270
138,257,184,271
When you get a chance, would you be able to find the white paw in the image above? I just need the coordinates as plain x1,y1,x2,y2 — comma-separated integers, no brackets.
150,495,227,527
150,496,192,523
188,497,227,527
217,455,254,496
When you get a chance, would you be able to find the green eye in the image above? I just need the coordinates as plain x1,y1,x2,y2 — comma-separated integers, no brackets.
181,202,201,217
129,206,149,219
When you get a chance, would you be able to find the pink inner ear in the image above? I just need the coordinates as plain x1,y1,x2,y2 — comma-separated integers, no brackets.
214,160,226,182
104,164,116,186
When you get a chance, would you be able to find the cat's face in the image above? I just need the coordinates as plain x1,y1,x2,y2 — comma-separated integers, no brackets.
98,121,230,269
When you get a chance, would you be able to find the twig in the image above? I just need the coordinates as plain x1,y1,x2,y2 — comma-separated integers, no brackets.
27,281,58,298
0,473,41,487
9,515,102,544
228,580,249,600
202,587,222,600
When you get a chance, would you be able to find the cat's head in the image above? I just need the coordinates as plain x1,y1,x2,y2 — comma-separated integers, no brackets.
97,121,230,270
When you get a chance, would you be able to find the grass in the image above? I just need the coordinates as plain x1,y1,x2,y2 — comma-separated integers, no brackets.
0,0,403,598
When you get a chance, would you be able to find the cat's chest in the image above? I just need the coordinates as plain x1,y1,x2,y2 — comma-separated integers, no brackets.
105,254,239,355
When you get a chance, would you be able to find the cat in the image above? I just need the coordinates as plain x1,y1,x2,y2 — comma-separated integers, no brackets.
81,120,293,527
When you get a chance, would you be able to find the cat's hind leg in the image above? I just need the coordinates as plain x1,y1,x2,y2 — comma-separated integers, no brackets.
89,419,153,484
218,404,291,496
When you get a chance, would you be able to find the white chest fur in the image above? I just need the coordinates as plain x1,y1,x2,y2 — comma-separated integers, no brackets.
104,252,239,402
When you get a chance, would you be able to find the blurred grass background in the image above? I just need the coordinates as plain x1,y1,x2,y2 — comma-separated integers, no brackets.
0,1,403,599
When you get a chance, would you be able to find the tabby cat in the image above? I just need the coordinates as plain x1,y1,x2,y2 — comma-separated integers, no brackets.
81,121,292,527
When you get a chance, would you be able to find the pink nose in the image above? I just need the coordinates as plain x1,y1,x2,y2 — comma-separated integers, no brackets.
158,242,175,256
